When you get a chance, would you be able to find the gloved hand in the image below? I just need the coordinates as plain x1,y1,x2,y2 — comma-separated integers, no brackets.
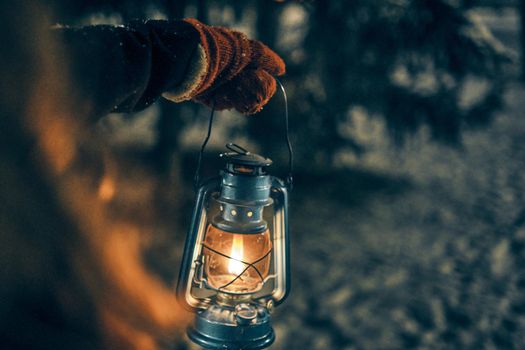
164,19,285,115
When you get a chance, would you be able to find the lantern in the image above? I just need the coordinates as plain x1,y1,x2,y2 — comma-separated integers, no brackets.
177,142,291,350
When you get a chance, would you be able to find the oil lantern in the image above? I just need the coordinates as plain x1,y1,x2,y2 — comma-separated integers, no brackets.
177,142,291,350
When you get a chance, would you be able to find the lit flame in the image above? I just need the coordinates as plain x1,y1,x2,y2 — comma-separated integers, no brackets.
228,235,245,276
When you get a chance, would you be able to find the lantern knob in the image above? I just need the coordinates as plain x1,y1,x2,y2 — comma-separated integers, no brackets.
220,143,272,173
235,304,258,325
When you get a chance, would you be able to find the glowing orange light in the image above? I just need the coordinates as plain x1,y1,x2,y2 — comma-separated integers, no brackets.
228,235,245,276
98,175,116,201
203,225,272,293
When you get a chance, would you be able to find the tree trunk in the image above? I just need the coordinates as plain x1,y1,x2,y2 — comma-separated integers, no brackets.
256,0,279,45
521,0,525,80
197,0,208,23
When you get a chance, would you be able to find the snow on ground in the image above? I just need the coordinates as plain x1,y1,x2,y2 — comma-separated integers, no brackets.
177,10,525,347
268,82,525,349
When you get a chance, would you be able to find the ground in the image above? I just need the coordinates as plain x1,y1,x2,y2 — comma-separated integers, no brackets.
169,82,525,349
262,82,525,349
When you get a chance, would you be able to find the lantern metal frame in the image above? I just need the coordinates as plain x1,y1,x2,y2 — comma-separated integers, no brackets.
176,147,290,350
176,81,292,350
177,172,290,309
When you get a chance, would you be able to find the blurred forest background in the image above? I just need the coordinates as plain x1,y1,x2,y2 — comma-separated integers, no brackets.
52,0,525,348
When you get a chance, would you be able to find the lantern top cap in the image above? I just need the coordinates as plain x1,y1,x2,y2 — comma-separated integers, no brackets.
220,143,272,168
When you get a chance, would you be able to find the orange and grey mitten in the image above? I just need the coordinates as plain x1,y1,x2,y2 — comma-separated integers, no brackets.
162,19,285,115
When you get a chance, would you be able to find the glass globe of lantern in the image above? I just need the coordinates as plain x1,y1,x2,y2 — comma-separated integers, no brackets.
202,224,272,294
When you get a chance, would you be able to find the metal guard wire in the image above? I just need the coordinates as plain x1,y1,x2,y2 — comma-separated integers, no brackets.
193,79,294,190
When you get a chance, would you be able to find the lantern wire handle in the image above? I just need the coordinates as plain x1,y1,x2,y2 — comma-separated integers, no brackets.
193,79,293,190
275,78,294,189
193,100,216,190
226,143,250,155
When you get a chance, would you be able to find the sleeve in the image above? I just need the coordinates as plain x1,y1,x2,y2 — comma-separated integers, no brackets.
54,20,205,120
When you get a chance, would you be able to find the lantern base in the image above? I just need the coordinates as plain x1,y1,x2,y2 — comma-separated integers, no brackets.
187,303,275,350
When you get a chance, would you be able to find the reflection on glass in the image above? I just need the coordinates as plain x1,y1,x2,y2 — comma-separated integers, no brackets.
203,224,272,293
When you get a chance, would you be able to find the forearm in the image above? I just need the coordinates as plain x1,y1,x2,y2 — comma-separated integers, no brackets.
54,20,200,119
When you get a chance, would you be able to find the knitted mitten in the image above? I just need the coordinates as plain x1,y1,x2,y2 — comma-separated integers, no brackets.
163,19,285,114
